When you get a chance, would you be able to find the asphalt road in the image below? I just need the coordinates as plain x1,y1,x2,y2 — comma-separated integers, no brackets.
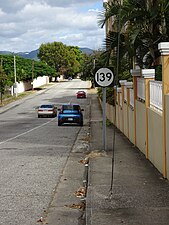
0,79,91,225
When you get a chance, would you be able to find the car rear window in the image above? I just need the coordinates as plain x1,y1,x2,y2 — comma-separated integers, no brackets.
62,105,80,110
61,105,81,113
41,105,53,108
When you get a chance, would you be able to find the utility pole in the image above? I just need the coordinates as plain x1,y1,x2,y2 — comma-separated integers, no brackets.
32,60,34,90
14,55,17,97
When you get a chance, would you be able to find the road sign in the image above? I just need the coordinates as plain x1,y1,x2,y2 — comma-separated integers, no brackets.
95,67,114,87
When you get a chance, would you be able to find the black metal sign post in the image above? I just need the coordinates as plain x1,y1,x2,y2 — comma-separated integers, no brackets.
94,67,114,151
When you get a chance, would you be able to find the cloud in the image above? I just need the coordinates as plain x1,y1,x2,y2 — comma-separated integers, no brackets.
0,0,105,52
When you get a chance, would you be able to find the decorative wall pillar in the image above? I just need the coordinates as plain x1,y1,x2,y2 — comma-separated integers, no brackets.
158,42,169,178
142,69,155,159
119,80,127,133
131,69,141,145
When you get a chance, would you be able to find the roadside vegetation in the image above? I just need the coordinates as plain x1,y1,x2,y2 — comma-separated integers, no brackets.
0,43,85,105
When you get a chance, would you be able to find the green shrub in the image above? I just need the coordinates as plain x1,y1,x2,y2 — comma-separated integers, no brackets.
97,87,115,106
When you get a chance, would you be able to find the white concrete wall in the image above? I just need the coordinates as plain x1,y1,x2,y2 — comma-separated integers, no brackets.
15,81,32,94
32,76,49,88
148,108,163,174
13,76,49,94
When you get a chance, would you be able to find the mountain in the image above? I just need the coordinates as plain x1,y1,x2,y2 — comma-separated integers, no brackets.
0,51,13,55
0,47,94,60
80,47,94,55
0,49,39,60
16,49,39,60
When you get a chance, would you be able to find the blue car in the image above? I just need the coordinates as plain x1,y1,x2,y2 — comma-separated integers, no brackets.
58,104,84,126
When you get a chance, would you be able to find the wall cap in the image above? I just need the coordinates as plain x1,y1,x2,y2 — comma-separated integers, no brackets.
119,80,127,85
142,69,155,78
117,87,122,93
158,42,169,55
130,69,141,77
125,82,133,88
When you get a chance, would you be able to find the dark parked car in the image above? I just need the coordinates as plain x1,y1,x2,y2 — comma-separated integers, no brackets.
58,104,84,126
76,91,86,98
37,104,57,118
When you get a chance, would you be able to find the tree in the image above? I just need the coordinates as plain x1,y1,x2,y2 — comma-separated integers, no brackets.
66,46,84,77
0,65,7,104
38,42,83,80
0,54,56,85
81,51,105,84
99,0,169,70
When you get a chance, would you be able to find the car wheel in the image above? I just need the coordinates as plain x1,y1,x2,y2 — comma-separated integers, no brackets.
38,115,41,118
80,120,83,126
58,121,62,126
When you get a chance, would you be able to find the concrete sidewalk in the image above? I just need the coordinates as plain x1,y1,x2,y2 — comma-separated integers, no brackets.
86,90,169,225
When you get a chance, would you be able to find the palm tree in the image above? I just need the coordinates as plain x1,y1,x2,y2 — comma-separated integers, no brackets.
99,0,169,69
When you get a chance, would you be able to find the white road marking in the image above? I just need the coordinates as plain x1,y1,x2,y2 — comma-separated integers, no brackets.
0,118,56,145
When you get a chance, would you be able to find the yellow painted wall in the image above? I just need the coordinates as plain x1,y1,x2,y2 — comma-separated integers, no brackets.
148,108,163,174
123,103,128,137
116,104,119,129
101,93,169,179
128,107,134,144
136,101,146,154
119,107,123,132
166,95,169,178
106,103,115,124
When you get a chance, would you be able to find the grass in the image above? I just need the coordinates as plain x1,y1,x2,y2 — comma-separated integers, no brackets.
0,82,56,107
106,119,113,127
0,90,36,107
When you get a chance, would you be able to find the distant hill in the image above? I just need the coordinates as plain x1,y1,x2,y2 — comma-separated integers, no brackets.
0,49,39,60
0,47,94,60
0,51,13,55
16,49,39,60
79,48,94,55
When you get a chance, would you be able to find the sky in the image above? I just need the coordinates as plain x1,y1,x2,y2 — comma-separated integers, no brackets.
0,0,105,53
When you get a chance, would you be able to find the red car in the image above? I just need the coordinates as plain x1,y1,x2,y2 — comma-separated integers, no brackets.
76,91,86,98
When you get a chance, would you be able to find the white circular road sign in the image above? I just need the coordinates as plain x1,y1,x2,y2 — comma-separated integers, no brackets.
95,67,114,87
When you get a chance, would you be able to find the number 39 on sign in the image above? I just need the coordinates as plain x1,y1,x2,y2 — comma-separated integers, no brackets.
94,67,114,87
